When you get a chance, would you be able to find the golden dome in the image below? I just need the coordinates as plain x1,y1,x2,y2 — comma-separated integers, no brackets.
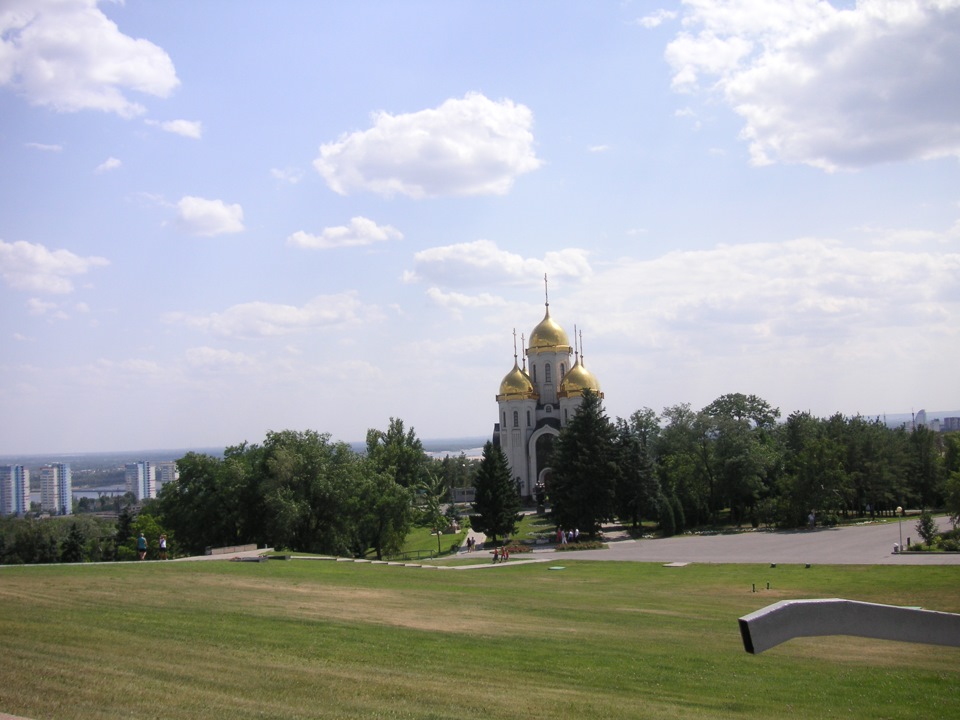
528,306,571,353
497,361,538,402
558,358,602,399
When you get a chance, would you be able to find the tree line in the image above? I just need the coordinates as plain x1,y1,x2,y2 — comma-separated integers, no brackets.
544,391,960,537
2,397,958,563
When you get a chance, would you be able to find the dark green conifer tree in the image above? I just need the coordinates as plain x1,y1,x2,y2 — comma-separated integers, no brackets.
550,389,617,536
469,441,521,546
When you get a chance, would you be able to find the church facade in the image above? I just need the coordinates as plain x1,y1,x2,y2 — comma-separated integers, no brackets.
493,291,602,500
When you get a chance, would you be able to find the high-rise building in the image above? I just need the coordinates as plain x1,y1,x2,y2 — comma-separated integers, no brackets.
39,463,72,515
156,461,178,490
0,465,30,516
125,461,156,501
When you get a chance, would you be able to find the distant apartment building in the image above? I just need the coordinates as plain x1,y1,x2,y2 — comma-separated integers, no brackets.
0,465,30,516
156,461,178,490
125,461,156,501
39,463,72,515
943,417,960,432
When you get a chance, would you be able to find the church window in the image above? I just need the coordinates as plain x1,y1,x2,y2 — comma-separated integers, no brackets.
545,363,552,383
532,364,537,383
560,363,566,380
564,409,569,423
526,410,531,427
513,410,519,427
503,411,507,427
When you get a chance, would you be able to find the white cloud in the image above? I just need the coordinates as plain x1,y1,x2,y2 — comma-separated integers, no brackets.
637,9,678,29
25,142,62,152
422,289,504,321
270,167,304,184
287,216,403,250
176,196,244,236
425,288,507,309
26,298,57,315
666,0,960,170
588,144,610,153
164,291,381,339
147,119,203,139
0,239,109,294
95,156,121,173
573,234,960,358
314,92,542,198
406,239,592,287
185,346,255,368
0,0,179,117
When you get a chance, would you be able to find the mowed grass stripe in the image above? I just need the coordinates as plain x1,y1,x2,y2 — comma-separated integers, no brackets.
0,561,957,719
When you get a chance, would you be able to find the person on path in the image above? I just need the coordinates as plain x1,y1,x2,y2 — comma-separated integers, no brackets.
159,534,168,560
137,533,147,560
492,547,499,563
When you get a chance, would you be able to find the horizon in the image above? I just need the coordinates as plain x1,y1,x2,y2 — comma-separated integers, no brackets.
2,2,958,455
2,409,958,462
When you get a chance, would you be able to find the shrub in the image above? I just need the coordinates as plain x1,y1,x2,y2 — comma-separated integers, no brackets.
555,540,606,551
502,543,531,554
915,511,938,546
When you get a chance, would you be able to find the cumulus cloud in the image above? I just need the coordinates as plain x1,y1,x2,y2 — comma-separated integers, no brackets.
147,119,202,139
405,239,592,287
636,9,678,28
287,216,403,250
95,156,121,173
0,0,179,117
0,239,109,294
425,288,507,310
665,0,960,170
176,196,244,236
164,291,381,339
573,234,960,359
314,92,542,198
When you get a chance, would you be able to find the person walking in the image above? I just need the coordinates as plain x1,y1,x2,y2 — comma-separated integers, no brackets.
137,533,147,560
159,534,168,560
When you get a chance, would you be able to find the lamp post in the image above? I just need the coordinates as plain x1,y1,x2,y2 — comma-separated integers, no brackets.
896,506,903,552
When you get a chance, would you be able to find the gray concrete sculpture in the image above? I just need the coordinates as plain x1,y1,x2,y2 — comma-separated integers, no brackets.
739,598,960,654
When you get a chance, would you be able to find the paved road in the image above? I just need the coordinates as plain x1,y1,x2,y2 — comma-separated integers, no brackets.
558,516,960,565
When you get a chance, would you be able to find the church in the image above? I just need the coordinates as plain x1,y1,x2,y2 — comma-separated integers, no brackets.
493,281,602,501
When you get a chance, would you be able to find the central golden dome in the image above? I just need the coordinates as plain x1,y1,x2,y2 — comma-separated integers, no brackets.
497,361,538,401
528,306,571,352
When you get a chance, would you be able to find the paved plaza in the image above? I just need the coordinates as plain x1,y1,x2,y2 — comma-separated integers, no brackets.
544,516,960,566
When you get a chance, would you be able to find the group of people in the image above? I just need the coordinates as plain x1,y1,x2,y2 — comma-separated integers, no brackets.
491,546,510,563
464,535,481,552
556,528,580,545
136,533,168,560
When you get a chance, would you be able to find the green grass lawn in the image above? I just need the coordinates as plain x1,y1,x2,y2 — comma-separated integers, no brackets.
1,559,957,719
392,524,466,559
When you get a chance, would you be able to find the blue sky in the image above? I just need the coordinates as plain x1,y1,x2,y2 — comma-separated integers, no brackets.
1,0,958,454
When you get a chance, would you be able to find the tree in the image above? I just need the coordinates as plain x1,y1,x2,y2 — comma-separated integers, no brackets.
355,469,413,560
470,441,521,546
915,511,938,547
366,418,430,488
59,522,88,563
416,470,448,554
908,426,945,510
613,417,660,528
550,390,617,536
258,430,362,555
702,393,781,526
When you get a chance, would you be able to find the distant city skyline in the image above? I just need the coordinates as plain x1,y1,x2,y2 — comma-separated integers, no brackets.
2,2,958,454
